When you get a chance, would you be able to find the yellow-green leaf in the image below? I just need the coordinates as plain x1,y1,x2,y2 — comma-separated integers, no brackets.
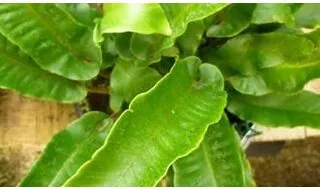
100,4,172,35
64,56,227,186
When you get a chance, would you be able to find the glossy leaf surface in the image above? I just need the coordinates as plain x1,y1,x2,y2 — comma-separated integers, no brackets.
0,4,101,80
0,34,86,103
227,90,320,128
20,112,113,186
64,56,227,186
130,3,228,62
174,115,254,187
100,4,172,35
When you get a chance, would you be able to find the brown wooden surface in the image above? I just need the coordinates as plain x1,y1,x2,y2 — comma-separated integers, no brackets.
0,90,77,186
0,90,76,146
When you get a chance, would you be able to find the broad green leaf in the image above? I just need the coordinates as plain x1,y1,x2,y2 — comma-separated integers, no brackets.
56,3,99,28
207,4,256,38
131,3,228,62
228,57,320,95
173,115,254,187
227,90,320,128
295,3,320,28
201,33,318,95
20,112,113,187
251,4,295,26
176,20,206,57
100,4,172,35
110,58,161,103
64,56,227,187
0,4,101,80
0,34,86,103
161,3,228,41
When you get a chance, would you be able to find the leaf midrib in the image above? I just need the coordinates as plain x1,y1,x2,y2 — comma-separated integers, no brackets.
112,88,195,186
200,142,218,186
49,120,110,186
48,131,96,186
25,4,85,62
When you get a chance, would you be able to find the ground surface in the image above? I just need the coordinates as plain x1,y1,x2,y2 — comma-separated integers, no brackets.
249,137,320,187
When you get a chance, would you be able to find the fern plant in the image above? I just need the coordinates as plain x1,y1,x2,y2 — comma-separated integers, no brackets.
0,3,319,187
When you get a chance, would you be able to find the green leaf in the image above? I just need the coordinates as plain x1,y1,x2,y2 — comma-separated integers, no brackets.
228,57,320,95
101,34,117,69
131,3,228,62
176,20,206,57
109,92,124,113
56,3,99,28
64,56,227,187
251,4,295,26
115,33,136,60
161,3,228,40
295,3,320,28
0,34,86,103
227,90,320,128
173,115,254,187
207,4,256,38
0,4,101,80
130,34,166,63
19,112,113,187
201,33,317,95
110,58,161,103
100,4,172,36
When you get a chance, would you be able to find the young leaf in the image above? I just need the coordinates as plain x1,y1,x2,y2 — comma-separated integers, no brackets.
161,3,228,41
227,90,320,128
0,34,86,103
130,3,228,62
110,58,161,105
64,56,227,187
176,20,206,57
0,4,102,80
130,34,166,63
207,4,256,38
56,3,100,28
101,34,117,69
251,4,295,26
100,4,172,36
19,112,113,187
115,33,137,60
173,115,254,187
